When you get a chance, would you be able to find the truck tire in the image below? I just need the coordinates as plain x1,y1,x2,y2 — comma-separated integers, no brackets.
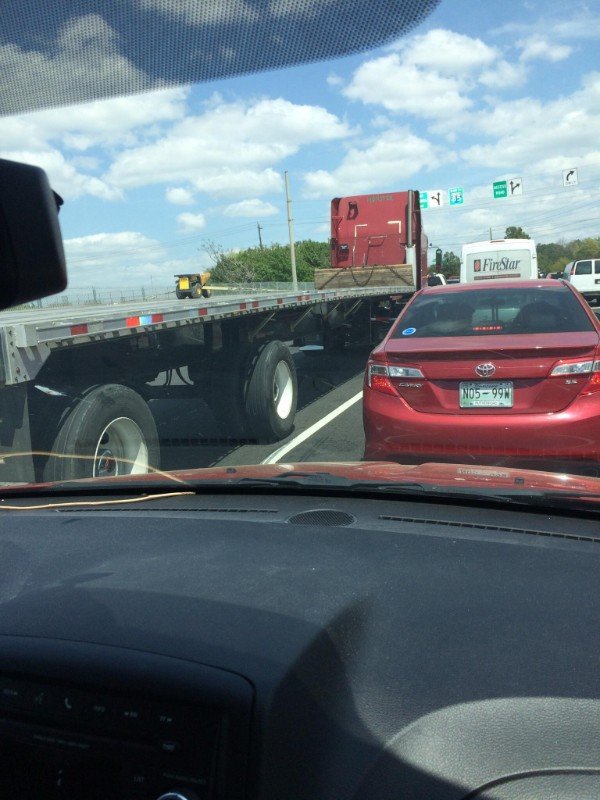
43,384,160,482
201,287,211,298
191,283,203,299
176,289,190,299
245,341,297,442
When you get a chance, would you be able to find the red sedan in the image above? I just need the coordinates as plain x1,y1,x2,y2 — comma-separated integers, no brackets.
363,279,600,474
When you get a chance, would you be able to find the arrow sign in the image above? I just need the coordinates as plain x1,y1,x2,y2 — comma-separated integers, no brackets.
508,177,523,196
427,189,444,208
563,168,578,186
449,187,464,206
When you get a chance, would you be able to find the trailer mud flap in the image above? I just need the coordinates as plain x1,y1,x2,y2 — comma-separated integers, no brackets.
0,385,36,482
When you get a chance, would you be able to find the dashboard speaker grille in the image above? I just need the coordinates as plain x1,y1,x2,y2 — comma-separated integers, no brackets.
287,509,355,526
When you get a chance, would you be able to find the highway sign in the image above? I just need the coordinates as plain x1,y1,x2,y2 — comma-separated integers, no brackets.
508,177,522,196
449,187,464,206
419,191,428,209
493,180,507,199
563,168,578,186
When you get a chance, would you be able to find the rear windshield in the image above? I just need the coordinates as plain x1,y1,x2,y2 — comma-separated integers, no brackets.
392,287,595,338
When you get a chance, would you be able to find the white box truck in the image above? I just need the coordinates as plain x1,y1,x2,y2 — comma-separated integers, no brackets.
460,239,538,283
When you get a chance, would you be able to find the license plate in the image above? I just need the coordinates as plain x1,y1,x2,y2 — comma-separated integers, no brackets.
460,381,513,408
179,277,190,290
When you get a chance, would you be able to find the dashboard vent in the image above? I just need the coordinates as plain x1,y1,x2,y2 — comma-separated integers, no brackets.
379,515,600,544
287,509,356,526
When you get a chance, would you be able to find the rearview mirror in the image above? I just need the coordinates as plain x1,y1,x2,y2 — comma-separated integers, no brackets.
0,158,67,310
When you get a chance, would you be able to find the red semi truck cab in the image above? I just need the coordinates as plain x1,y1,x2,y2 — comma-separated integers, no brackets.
330,190,428,289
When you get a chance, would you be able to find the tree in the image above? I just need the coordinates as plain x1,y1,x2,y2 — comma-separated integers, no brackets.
202,240,258,284
205,240,330,284
537,241,570,275
505,226,530,239
429,251,460,279
572,237,600,261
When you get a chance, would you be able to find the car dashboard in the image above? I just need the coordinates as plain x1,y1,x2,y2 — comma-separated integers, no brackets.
0,491,598,800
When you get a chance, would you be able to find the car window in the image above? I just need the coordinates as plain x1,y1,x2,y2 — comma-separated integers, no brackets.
574,261,593,275
595,261,600,274
392,288,595,338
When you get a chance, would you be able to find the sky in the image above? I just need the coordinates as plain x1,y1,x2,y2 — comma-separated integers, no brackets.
1,0,600,289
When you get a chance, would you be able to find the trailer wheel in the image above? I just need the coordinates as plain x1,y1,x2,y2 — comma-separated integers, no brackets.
43,384,160,482
245,341,297,442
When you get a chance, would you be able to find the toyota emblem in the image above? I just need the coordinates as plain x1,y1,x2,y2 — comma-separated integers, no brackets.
475,362,496,378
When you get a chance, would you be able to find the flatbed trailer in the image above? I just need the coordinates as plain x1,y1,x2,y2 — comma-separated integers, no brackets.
0,284,416,483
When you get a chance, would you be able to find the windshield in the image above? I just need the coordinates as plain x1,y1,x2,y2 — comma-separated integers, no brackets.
1,0,600,504
393,286,595,337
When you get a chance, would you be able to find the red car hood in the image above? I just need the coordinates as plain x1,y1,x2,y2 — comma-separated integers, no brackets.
10,460,600,500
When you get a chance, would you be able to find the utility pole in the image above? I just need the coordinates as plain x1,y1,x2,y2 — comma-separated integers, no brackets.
257,222,264,249
489,226,493,240
284,171,298,291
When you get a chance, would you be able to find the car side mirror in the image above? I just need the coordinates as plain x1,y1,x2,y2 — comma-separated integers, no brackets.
0,158,67,311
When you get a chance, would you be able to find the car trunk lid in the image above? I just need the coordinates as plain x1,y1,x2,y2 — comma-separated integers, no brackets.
383,332,600,413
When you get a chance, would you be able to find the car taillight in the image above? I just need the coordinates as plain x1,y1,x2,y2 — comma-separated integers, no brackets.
367,363,424,395
550,358,600,394
550,360,595,376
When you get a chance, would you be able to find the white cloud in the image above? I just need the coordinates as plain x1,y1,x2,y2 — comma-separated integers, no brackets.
390,28,497,75
166,187,196,205
64,231,166,286
480,60,526,89
461,72,600,170
303,128,442,198
0,88,187,152
137,0,258,25
0,148,120,201
0,15,153,116
519,37,573,63
223,199,279,218
0,88,188,201
193,168,283,198
106,97,351,193
343,29,509,122
177,212,207,232
327,73,344,87
344,55,471,119
269,0,340,18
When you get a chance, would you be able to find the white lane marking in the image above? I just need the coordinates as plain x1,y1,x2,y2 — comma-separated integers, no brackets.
262,390,363,464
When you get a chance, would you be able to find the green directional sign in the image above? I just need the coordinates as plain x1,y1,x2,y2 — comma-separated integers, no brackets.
493,180,508,199
419,191,428,209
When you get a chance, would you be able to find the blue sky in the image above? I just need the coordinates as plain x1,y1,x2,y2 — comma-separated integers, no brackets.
1,0,599,288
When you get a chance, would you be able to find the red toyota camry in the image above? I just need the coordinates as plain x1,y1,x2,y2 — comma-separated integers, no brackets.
363,279,600,474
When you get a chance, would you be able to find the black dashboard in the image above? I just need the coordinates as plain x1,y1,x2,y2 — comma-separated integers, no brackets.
0,491,599,799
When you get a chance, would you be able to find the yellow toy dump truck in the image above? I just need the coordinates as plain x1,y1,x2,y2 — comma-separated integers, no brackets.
175,272,211,299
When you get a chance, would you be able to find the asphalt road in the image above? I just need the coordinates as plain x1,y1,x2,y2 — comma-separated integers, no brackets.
151,346,370,471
